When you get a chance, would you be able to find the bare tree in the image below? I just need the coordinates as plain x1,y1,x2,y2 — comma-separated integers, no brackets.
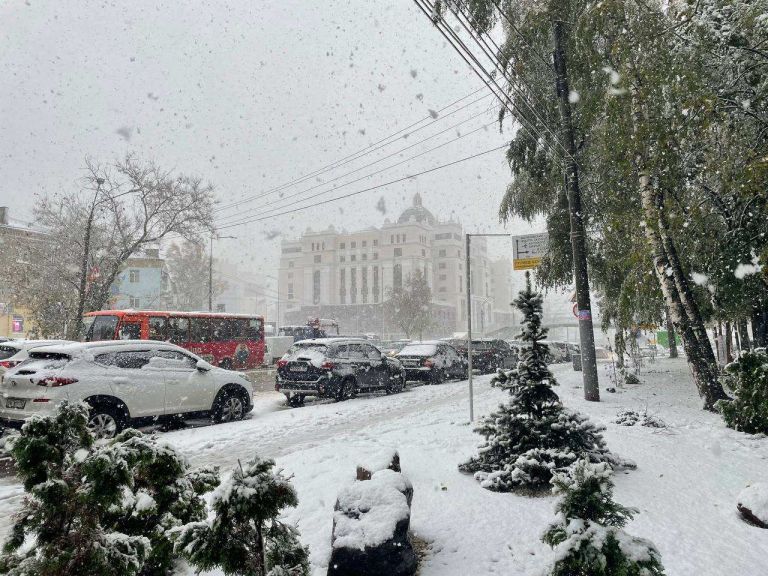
165,241,226,311
9,155,215,338
385,268,433,340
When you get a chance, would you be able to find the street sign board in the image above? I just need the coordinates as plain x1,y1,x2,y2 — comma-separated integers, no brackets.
512,233,549,270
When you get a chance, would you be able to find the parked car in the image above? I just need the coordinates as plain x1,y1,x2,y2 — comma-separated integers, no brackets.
0,340,254,438
275,338,405,406
541,340,571,363
0,339,73,375
378,339,411,357
467,339,517,374
396,341,467,383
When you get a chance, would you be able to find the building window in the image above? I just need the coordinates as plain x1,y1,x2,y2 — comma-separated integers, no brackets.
394,248,402,257
350,268,357,304
373,266,379,303
362,253,367,261
361,266,368,304
216,304,226,312
351,241,357,249
403,234,406,243
459,276,463,291
314,255,321,264
287,283,294,300
313,271,321,304
288,261,294,268
351,254,357,262
340,242,346,249
393,264,402,290
439,262,446,269
287,272,293,279
339,269,346,304
439,274,447,281
129,296,140,308
438,249,446,257
438,287,447,293
340,255,345,263
322,241,325,250
362,240,367,247
390,235,394,244
372,252,378,260
373,239,378,247
129,270,140,283
421,249,426,256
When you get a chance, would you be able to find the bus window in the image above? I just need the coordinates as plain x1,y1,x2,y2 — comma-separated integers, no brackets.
119,322,141,340
86,315,119,341
148,316,168,340
247,318,263,340
211,318,231,341
168,317,189,344
233,319,249,340
190,317,211,342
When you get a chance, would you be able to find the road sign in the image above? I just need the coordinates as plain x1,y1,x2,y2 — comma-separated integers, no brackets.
512,233,549,270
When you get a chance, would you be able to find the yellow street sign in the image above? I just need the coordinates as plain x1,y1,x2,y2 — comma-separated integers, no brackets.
513,257,542,270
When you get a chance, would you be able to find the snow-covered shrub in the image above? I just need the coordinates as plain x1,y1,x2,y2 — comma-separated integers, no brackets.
542,460,666,576
460,274,633,492
0,401,217,576
614,409,666,428
173,457,309,576
737,482,768,529
717,348,768,434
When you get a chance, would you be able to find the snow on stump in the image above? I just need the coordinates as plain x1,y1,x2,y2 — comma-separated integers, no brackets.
328,467,416,576
737,483,768,529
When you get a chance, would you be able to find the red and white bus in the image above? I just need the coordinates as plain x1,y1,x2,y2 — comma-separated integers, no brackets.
82,310,265,369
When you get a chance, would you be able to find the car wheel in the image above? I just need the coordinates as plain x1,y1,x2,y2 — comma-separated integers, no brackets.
431,369,444,385
87,405,124,439
335,378,353,402
287,394,305,408
213,388,246,423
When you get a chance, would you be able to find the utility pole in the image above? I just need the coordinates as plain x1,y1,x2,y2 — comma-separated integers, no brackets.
466,233,510,421
552,19,600,402
73,177,105,340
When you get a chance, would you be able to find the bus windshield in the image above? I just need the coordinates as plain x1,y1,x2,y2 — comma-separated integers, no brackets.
84,315,118,341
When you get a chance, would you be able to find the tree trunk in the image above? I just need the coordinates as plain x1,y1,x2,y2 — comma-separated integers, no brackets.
72,201,98,340
725,321,733,363
738,318,751,351
614,330,626,371
752,304,768,347
665,308,678,358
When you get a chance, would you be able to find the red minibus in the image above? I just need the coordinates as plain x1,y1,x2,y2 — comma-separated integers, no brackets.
83,310,265,369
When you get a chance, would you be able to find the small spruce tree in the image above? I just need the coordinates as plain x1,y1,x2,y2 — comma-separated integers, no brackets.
717,348,768,434
460,273,632,492
0,402,218,576
543,460,665,576
174,457,309,576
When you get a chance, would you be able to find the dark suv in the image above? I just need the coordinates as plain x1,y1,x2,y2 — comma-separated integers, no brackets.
396,341,467,384
275,338,405,407
468,339,517,374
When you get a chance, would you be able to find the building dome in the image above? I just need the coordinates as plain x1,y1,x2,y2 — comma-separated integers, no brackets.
397,193,436,225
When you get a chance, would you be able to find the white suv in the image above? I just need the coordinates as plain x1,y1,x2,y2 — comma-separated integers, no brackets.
0,340,254,438
0,339,73,375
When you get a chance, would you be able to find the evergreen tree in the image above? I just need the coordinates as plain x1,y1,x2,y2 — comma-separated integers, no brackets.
461,274,632,492
174,457,309,576
717,349,768,435
543,460,665,576
0,402,217,576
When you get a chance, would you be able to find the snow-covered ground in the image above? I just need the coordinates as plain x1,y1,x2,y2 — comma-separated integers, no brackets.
1,358,767,575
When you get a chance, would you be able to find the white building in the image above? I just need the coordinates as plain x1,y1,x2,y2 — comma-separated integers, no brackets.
277,194,513,337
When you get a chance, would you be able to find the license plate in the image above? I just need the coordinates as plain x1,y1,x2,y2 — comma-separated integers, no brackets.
5,398,26,409
291,365,308,372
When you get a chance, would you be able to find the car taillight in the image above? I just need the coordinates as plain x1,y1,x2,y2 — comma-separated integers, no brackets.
0,360,20,369
277,359,288,368
321,361,335,370
275,381,281,392
37,377,78,387
423,358,434,368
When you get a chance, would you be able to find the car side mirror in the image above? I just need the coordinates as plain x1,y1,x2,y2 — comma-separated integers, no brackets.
196,359,211,372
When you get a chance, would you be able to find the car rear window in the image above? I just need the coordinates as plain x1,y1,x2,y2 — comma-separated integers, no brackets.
18,351,71,371
400,344,437,356
0,345,20,360
287,343,327,357
471,341,492,349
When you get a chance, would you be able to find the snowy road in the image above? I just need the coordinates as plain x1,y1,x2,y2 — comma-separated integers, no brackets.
2,360,768,576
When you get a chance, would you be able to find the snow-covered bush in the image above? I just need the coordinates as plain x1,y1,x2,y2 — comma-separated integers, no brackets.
0,401,217,576
460,274,633,492
737,482,768,529
717,348,768,434
173,457,309,576
614,409,666,428
542,460,666,576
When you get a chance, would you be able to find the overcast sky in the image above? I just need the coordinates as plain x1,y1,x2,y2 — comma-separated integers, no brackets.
0,0,541,290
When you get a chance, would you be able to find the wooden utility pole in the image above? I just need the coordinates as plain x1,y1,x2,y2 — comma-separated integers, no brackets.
552,19,600,402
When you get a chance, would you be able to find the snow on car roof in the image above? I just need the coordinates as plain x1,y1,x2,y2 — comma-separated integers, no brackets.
31,339,188,356
86,310,263,319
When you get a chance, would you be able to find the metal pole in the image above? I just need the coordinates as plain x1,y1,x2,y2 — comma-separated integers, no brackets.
208,234,213,312
465,234,473,422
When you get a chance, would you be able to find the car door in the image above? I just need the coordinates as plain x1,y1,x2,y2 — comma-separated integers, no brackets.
154,349,213,414
442,345,461,377
105,350,167,418
362,343,387,388
346,343,372,389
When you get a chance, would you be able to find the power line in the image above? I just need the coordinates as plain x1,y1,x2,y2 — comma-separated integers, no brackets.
217,140,509,229
215,107,495,226
213,88,491,215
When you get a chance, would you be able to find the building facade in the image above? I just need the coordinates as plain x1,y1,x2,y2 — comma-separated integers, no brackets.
110,248,169,310
278,194,513,337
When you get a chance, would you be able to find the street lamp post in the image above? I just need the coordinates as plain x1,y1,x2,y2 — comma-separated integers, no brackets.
209,234,237,311
465,233,510,422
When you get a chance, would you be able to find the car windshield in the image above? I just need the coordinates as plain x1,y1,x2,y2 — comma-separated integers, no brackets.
399,344,437,356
